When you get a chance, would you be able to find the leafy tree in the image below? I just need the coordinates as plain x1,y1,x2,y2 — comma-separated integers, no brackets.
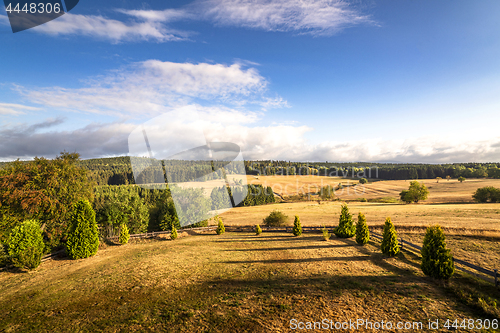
446,175,451,181
255,224,262,235
421,225,454,280
400,181,429,203
359,178,368,184
458,176,465,183
172,186,211,227
263,210,289,227
170,226,178,240
119,224,130,245
436,177,442,183
472,186,500,203
381,217,399,256
292,215,302,236
318,185,335,200
7,219,44,269
0,152,94,249
334,203,355,238
66,200,99,260
215,216,225,235
355,212,370,245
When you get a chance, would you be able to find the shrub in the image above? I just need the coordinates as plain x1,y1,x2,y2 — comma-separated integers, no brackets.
334,203,355,238
6,219,44,269
170,226,178,240
255,224,262,235
421,225,454,280
215,216,225,235
381,217,399,256
0,243,9,267
263,210,289,227
472,187,500,203
400,181,429,203
321,226,331,241
458,176,465,183
66,200,100,260
355,213,370,245
292,215,302,236
359,178,368,184
119,224,130,245
360,198,367,202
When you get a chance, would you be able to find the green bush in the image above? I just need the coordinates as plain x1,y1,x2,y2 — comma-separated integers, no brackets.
263,210,289,227
215,216,225,235
472,186,500,203
6,219,44,269
458,176,465,183
119,224,130,245
421,225,454,280
292,215,302,236
381,217,399,256
321,226,331,241
359,178,368,184
355,212,370,245
255,224,262,235
334,203,355,238
66,200,100,260
0,243,9,267
170,226,178,240
360,198,367,202
399,181,429,203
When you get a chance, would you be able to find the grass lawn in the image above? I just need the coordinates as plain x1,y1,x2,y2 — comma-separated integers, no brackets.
1,232,498,332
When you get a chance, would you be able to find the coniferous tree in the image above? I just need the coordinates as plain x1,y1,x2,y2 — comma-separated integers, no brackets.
292,215,302,236
66,200,99,260
119,223,130,245
7,219,44,269
255,224,262,235
215,215,225,235
170,226,178,240
334,203,355,238
355,212,370,245
321,226,331,241
421,225,454,280
381,217,399,256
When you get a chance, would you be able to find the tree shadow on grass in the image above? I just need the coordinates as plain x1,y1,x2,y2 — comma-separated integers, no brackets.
225,244,352,252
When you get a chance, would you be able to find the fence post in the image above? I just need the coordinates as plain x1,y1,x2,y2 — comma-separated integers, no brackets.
495,269,498,287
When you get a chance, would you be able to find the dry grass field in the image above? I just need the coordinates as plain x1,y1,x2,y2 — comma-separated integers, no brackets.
1,232,498,332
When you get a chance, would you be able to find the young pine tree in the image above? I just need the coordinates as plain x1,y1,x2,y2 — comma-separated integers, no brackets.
170,226,178,240
215,215,225,235
355,212,370,245
421,225,454,280
119,223,130,245
7,219,44,269
255,224,262,235
381,217,399,256
334,203,355,238
292,215,302,236
321,226,331,241
66,200,100,260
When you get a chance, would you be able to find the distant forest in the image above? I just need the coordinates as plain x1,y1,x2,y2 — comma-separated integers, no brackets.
2,157,500,185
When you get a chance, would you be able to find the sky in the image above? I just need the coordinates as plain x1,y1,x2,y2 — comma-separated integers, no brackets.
1,0,500,163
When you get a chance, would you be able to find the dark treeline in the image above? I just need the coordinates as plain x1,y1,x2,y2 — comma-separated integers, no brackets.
210,184,275,210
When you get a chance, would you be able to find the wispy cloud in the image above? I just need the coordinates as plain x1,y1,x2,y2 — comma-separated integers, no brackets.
0,102,41,115
196,0,375,35
33,13,191,43
19,60,285,116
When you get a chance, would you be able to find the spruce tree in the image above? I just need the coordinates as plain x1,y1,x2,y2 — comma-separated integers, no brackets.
215,215,225,235
292,215,302,236
334,203,355,238
66,200,99,260
381,217,399,256
255,224,262,235
355,212,370,245
119,223,130,245
421,225,454,279
7,219,44,269
170,226,178,240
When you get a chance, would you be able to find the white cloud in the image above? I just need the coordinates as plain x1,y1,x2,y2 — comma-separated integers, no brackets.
20,60,283,116
33,13,190,43
0,15,9,26
117,8,192,22
196,0,374,35
0,103,41,115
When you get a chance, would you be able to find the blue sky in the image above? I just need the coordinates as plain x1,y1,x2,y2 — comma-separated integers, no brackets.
1,0,500,162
